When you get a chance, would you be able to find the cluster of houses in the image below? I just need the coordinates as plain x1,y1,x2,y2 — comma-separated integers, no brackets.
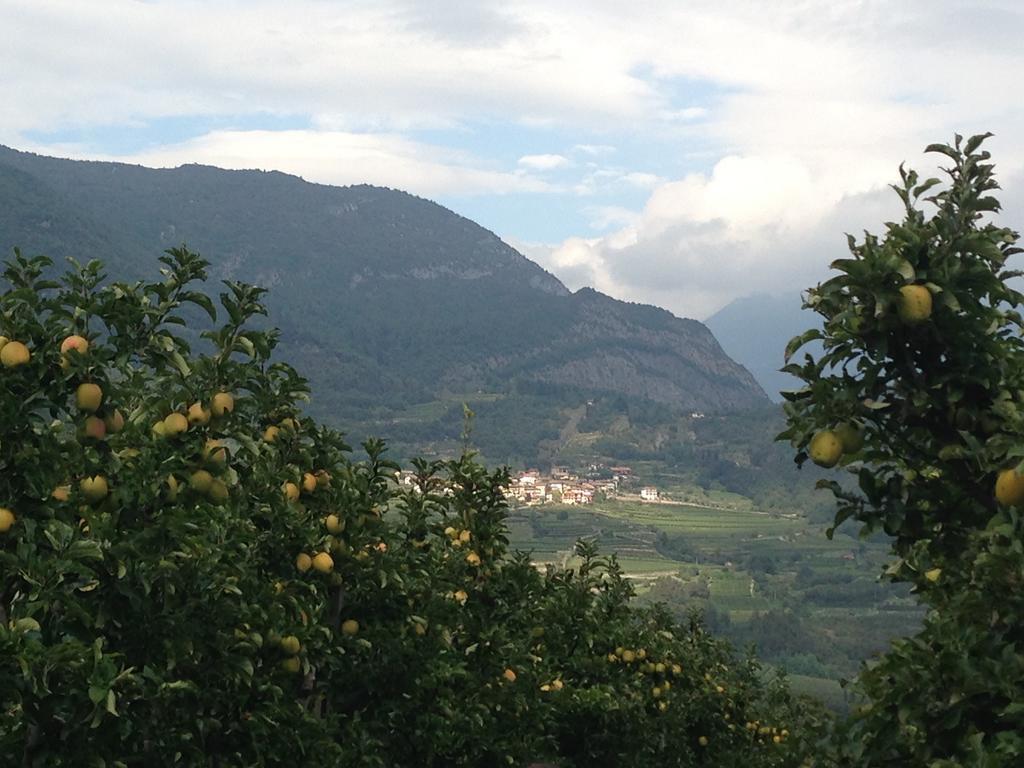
396,463,662,507
502,465,660,507
504,466,610,506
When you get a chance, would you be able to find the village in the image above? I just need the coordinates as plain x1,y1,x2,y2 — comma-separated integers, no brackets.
395,463,662,506
501,464,660,506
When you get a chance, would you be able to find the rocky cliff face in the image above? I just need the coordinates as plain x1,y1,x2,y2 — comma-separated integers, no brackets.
0,145,767,435
466,288,765,411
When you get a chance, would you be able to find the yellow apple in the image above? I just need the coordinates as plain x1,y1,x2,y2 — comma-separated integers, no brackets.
211,392,234,417
208,479,229,504
80,475,109,503
283,482,300,502
897,284,933,324
312,552,334,573
75,383,103,412
341,619,359,636
187,402,211,426
809,430,843,468
83,416,107,440
995,467,1024,506
60,335,89,355
189,470,214,494
103,409,125,434
0,341,30,368
163,412,189,436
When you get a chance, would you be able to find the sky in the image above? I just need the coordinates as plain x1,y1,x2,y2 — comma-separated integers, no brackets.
3,0,1024,320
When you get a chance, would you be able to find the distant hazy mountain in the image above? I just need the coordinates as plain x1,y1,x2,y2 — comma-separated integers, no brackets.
705,293,822,401
0,145,767,461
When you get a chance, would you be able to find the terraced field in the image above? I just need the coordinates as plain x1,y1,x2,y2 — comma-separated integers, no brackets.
507,497,869,577
598,499,802,548
504,490,922,705
507,506,664,566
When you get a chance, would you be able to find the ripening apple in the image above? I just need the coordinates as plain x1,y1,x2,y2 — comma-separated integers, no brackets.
341,619,359,636
809,430,843,468
104,409,125,434
208,479,229,504
190,470,214,494
211,392,234,417
80,475,109,503
187,402,211,426
834,422,864,454
83,416,107,440
163,412,189,436
897,284,933,324
995,467,1024,506
312,552,334,573
60,335,89,356
75,383,103,412
203,439,227,466
0,341,30,368
166,475,180,501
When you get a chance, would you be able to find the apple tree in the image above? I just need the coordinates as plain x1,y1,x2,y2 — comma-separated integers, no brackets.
0,246,822,766
782,133,1024,765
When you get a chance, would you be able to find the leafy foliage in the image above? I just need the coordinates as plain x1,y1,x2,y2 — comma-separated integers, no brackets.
0,247,820,766
782,134,1024,764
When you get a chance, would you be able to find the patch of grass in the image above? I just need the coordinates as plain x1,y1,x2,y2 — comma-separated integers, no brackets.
785,674,855,713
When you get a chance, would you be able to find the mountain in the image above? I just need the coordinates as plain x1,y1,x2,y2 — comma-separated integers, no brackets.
705,293,822,402
0,145,767,461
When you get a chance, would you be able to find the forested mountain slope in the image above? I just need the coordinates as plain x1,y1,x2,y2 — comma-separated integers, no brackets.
0,145,766,459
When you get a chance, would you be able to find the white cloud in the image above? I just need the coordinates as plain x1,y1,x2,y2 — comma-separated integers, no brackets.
536,184,903,320
517,153,570,170
3,0,1024,320
572,167,664,197
0,0,664,142
43,129,556,198
619,172,663,189
584,205,641,231
659,106,708,123
572,144,616,156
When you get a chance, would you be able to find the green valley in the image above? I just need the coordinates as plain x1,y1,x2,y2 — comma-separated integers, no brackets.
502,475,921,711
